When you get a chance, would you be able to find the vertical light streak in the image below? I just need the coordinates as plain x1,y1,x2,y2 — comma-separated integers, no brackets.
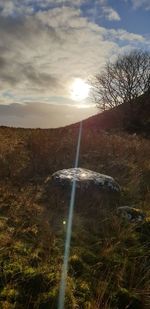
58,121,82,309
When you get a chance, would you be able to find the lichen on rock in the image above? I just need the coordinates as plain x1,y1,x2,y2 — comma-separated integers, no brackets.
51,168,120,193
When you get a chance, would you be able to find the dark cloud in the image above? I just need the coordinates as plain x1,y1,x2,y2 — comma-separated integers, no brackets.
22,65,61,89
0,15,62,91
0,56,7,68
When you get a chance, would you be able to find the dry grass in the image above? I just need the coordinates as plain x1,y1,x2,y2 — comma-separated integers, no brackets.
0,125,150,308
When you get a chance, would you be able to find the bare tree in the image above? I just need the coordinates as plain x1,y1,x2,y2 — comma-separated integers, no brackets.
92,50,150,111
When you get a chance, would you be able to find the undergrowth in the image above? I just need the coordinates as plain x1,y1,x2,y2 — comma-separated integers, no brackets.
0,126,150,308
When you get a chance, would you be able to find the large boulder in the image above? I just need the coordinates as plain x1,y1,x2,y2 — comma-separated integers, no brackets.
45,168,120,216
51,168,120,193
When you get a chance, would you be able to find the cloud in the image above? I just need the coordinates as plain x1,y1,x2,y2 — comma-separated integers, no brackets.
0,0,86,17
125,0,150,10
0,0,33,17
102,6,121,21
95,0,121,21
0,1,149,128
0,102,97,128
107,29,145,42
0,7,120,102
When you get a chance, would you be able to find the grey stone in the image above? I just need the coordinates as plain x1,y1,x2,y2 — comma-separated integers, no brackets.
51,168,120,193
117,206,145,222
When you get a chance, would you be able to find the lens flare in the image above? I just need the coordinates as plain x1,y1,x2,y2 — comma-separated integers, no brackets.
58,122,82,309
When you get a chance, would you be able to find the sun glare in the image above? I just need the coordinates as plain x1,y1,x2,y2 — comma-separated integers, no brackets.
70,78,90,101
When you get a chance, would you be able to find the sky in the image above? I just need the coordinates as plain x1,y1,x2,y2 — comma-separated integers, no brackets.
0,0,150,128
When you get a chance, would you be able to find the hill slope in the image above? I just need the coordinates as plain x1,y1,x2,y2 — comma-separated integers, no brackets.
78,90,150,135
0,99,150,308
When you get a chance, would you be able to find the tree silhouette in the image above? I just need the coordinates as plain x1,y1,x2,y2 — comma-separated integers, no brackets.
92,50,150,111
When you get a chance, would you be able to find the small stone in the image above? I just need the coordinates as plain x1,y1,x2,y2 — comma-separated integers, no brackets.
117,206,145,222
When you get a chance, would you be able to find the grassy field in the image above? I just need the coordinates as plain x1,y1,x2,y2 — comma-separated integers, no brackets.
0,120,150,308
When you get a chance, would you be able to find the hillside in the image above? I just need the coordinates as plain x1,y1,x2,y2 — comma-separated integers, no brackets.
78,91,150,135
0,101,150,308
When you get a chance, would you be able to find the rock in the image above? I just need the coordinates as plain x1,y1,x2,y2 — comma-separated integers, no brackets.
44,168,120,216
117,206,145,222
50,168,120,193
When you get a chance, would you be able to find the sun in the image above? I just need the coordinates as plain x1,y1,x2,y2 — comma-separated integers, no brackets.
70,78,90,101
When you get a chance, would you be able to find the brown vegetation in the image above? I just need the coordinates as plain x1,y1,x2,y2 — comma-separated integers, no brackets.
0,120,150,308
